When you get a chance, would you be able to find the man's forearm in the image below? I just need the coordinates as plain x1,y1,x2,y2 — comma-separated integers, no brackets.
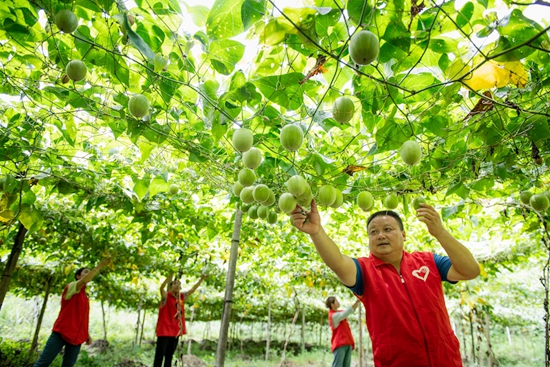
435,229,480,278
310,228,356,286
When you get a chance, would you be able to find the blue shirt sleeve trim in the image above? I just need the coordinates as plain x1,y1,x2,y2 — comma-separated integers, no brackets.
434,253,458,284
345,258,364,296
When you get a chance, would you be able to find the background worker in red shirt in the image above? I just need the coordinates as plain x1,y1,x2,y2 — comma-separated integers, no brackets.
290,201,480,366
326,297,361,367
33,258,111,367
153,272,207,367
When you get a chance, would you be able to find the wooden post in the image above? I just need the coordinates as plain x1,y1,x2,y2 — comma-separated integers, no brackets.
30,275,53,352
139,309,146,346
266,299,271,361
301,306,305,354
279,308,300,367
101,300,108,341
215,208,243,367
134,297,143,346
485,313,492,367
319,313,323,346
187,307,195,355
469,311,476,363
0,223,28,311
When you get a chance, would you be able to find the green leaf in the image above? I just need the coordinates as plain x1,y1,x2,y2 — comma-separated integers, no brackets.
19,206,44,233
456,2,474,28
150,176,170,197
347,0,374,26
133,178,150,201
54,116,77,147
254,73,307,110
491,9,549,62
441,203,464,220
138,141,155,163
527,116,550,143
446,182,470,200
428,37,459,54
374,118,410,152
242,0,265,31
185,4,209,27
124,14,155,60
209,39,245,75
206,0,245,39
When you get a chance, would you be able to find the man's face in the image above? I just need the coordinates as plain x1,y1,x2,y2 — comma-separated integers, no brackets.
367,215,406,259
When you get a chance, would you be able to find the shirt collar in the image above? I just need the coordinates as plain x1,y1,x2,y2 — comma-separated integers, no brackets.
369,250,408,267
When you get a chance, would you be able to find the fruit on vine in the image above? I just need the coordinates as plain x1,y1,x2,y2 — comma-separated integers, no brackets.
400,140,422,166
66,60,87,82
412,196,427,210
257,206,269,219
318,185,336,206
248,205,259,219
232,128,253,152
55,10,78,33
349,30,379,65
240,203,252,213
61,74,70,84
169,184,179,195
287,175,308,197
253,184,270,203
280,124,303,152
332,97,355,123
530,194,549,211
384,194,399,209
233,181,244,196
357,191,374,211
267,211,278,224
240,186,255,204
261,190,275,207
296,193,313,208
330,189,344,209
519,190,533,205
279,193,297,213
39,237,47,245
128,94,150,118
238,168,256,187
296,184,312,200
243,147,262,169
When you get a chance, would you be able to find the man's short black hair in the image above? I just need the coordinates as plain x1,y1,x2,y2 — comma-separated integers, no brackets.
367,210,404,230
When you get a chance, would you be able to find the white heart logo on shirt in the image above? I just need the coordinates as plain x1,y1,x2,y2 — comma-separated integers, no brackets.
412,266,430,281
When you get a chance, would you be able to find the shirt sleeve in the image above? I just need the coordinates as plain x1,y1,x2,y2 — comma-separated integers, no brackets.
433,253,458,284
331,305,355,328
345,258,365,296
64,282,78,300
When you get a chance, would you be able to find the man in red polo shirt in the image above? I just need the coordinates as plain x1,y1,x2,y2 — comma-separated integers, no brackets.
326,297,361,367
153,272,207,367
33,258,111,367
290,201,479,367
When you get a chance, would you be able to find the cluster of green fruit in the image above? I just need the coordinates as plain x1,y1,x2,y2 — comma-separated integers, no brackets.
231,128,278,224
519,190,550,212
231,123,427,216
54,9,150,119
